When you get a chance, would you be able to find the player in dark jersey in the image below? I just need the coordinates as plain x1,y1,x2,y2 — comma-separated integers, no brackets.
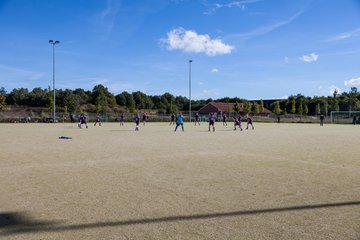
119,113,125,126
320,114,324,126
208,113,216,132
78,113,88,129
69,113,75,123
222,113,228,126
135,113,140,131
170,113,176,125
234,115,243,131
246,114,254,130
94,114,102,126
142,113,147,125
194,112,200,126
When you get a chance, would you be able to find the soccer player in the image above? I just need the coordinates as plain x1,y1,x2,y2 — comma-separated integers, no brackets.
222,113,227,126
208,113,216,132
94,114,101,126
194,112,200,126
119,113,125,126
170,113,175,125
135,113,140,131
78,113,88,129
142,113,147,125
174,112,184,132
69,113,75,123
234,115,243,131
246,114,254,130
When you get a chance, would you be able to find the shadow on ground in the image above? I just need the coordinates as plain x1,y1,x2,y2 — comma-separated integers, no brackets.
1,201,359,236
0,212,60,235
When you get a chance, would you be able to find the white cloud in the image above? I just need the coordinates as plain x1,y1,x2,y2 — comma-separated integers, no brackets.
0,64,45,81
203,0,262,15
344,77,360,87
300,53,318,63
326,28,360,42
161,28,234,56
211,68,219,73
281,95,288,99
97,0,121,33
318,85,342,96
202,89,220,96
329,85,341,95
228,11,302,40
196,81,204,85
204,2,242,14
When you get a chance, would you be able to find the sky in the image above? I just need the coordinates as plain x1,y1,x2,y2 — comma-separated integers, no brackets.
0,0,360,100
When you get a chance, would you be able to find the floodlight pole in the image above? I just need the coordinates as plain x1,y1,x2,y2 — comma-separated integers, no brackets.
49,40,60,123
189,60,192,122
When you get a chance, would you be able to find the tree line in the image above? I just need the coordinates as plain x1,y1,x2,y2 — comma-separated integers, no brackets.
0,85,360,116
269,87,360,116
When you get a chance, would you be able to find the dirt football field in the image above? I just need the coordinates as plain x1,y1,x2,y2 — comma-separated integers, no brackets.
0,122,359,239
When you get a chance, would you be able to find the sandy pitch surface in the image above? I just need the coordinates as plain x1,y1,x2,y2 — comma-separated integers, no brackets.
0,122,359,239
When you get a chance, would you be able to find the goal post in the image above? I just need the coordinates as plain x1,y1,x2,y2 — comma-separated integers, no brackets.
330,111,360,124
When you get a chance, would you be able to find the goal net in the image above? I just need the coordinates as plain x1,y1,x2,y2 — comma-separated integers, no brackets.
330,111,360,124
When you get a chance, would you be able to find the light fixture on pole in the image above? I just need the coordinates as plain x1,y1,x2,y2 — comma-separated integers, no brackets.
49,40,60,123
189,60,192,122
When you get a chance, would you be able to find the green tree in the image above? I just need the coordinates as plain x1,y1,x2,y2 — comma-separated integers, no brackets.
243,101,250,114
6,88,29,105
254,102,260,115
297,98,303,115
128,95,136,113
167,98,177,114
233,102,241,113
133,92,153,109
174,96,187,111
273,101,281,115
61,89,80,113
64,105,68,116
290,98,296,114
74,88,91,105
0,96,5,110
28,87,48,107
304,103,309,115
48,86,54,114
323,101,328,116
0,89,5,110
349,87,358,111
317,102,321,115
96,96,104,113
91,84,115,112
133,91,146,109
116,92,128,106
332,89,339,111
259,100,264,114
354,99,360,110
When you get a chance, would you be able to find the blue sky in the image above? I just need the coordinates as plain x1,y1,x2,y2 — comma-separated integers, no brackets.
0,0,360,100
